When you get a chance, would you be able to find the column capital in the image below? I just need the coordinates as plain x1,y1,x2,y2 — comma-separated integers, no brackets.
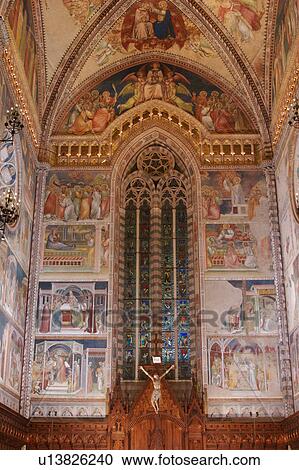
36,162,51,174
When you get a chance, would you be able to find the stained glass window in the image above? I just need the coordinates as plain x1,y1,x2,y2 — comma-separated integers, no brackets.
123,201,137,380
123,176,151,380
122,148,191,380
161,183,190,379
176,201,190,379
139,201,151,367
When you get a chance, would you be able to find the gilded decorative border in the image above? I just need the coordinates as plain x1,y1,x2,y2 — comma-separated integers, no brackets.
288,130,299,223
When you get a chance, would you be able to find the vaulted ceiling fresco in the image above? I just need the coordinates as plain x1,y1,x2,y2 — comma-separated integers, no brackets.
74,9,232,87
2,0,299,147
41,0,269,86
41,0,98,82
202,0,267,78
43,0,235,88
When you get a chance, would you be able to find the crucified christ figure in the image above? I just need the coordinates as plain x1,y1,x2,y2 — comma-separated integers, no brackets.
139,364,175,414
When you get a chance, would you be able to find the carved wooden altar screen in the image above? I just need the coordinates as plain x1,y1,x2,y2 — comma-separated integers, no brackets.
2,379,299,450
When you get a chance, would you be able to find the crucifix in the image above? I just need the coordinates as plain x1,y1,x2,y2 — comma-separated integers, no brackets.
140,364,175,414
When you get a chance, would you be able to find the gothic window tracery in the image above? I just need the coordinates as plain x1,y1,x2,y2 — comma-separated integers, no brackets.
160,175,190,379
122,146,191,381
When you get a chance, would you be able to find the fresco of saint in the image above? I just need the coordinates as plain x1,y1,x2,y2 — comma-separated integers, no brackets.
121,0,187,51
62,0,104,25
205,279,278,335
201,171,269,221
209,338,279,393
32,341,107,399
272,0,299,104
38,282,107,334
216,0,264,43
43,225,96,271
44,173,110,222
206,223,258,271
0,313,9,382
68,89,116,135
290,329,299,394
8,0,38,101
8,336,23,392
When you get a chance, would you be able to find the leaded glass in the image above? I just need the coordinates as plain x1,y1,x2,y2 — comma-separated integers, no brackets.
176,201,191,379
139,201,151,366
122,150,191,381
161,188,190,379
123,202,136,379
161,201,175,371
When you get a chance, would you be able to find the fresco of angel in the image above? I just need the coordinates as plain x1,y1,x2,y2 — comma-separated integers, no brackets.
63,0,104,25
117,66,147,113
117,63,193,115
163,65,193,114
185,25,214,58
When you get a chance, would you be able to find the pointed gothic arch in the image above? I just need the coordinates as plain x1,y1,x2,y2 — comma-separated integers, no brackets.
109,124,203,387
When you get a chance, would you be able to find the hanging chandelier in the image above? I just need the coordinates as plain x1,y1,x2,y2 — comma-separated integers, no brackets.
288,96,299,129
0,188,20,241
0,104,24,143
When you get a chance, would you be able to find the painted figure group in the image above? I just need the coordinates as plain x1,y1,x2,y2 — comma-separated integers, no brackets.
210,340,278,392
67,62,250,135
32,353,81,394
44,176,110,221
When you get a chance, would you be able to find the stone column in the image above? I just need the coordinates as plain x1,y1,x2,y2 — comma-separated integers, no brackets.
135,206,140,379
20,163,49,418
187,203,197,377
114,206,125,380
262,161,294,416
150,193,162,357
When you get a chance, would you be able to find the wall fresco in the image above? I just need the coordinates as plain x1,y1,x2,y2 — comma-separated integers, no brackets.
208,337,280,395
36,281,107,335
272,0,299,107
65,63,254,135
202,169,283,417
276,132,299,411
202,170,273,277
42,223,98,272
44,171,110,222
33,168,111,417
0,69,36,412
205,279,277,335
31,292,109,419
